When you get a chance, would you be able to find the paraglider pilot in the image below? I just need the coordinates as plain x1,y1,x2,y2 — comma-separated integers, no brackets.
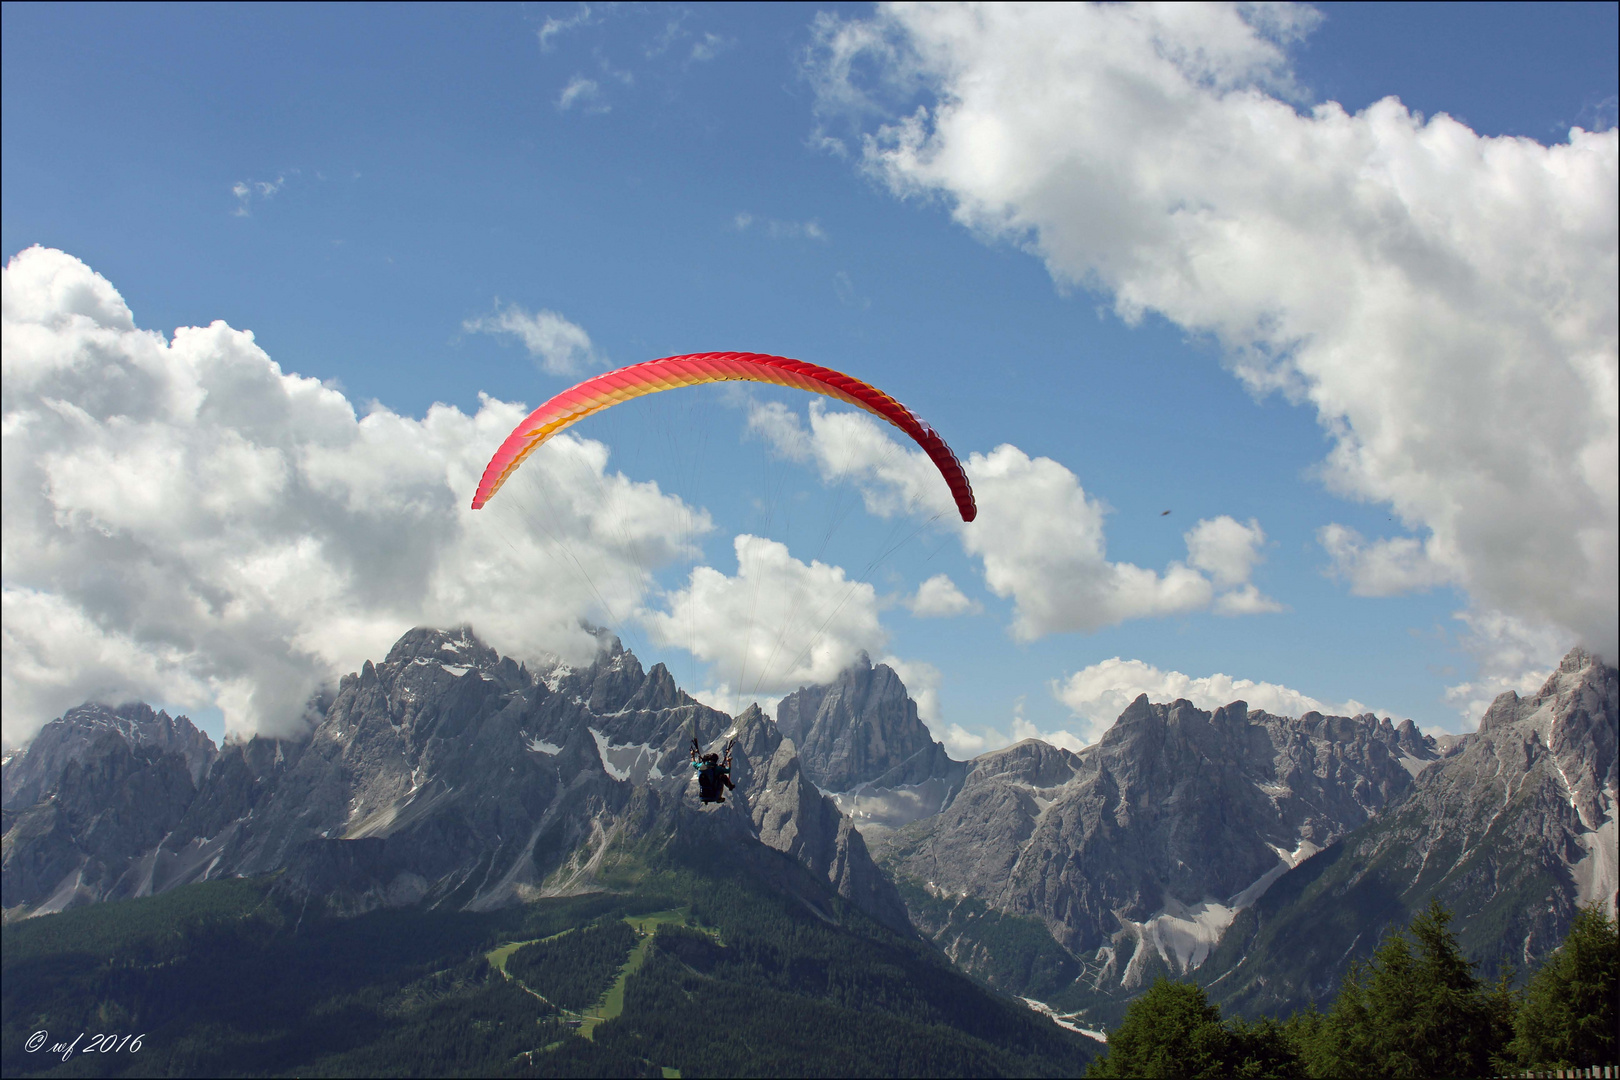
691,738,736,804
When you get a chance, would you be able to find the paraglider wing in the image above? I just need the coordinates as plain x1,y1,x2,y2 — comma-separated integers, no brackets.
471,351,977,522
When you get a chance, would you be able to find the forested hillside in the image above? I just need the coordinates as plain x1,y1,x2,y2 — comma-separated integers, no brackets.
2,854,1095,1078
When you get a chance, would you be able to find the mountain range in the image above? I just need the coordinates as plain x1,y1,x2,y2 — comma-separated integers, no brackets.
4,627,1614,1036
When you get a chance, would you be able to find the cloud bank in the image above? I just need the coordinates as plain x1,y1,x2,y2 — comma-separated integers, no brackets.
2,246,703,746
808,3,1619,674
748,399,1279,639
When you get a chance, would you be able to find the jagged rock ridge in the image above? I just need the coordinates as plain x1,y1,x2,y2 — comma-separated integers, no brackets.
10,636,1611,1036
1199,648,1618,1016
2,627,908,934
875,693,1460,1005
3,702,217,809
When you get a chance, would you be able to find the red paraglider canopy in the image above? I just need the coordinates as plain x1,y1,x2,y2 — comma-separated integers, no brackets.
472,351,977,522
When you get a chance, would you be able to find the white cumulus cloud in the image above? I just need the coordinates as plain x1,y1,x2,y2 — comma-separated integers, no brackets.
640,533,885,701
968,444,1214,638
1,246,704,747
939,723,989,758
747,399,1281,639
1212,583,1286,616
1317,523,1456,596
1054,657,1372,743
1186,515,1265,589
1186,515,1284,613
463,303,600,375
946,697,1088,758
808,2,1619,668
1442,608,1572,725
906,573,979,618
1008,698,1089,754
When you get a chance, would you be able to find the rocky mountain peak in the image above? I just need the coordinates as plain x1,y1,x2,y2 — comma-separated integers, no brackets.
385,625,498,669
1110,696,1180,739
626,662,683,714
2,702,217,811
964,738,1082,790
1489,649,1616,833
1393,717,1427,755
579,646,649,715
776,655,958,793
1110,693,1158,727
1465,649,1616,831
1479,690,1527,733
1479,649,1611,734
721,703,912,933
1560,646,1598,673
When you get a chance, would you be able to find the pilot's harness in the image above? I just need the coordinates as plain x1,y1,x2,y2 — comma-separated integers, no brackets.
690,719,735,803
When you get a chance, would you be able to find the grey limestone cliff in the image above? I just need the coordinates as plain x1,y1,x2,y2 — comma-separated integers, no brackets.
1,626,911,936
873,693,1456,1013
727,703,912,930
777,653,958,792
3,703,217,810
776,653,969,833
2,705,221,917
1200,647,1618,1017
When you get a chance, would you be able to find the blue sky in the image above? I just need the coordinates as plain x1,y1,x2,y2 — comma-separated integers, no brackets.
3,3,1615,751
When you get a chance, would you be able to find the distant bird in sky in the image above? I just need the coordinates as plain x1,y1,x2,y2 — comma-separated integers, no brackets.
1160,510,1171,516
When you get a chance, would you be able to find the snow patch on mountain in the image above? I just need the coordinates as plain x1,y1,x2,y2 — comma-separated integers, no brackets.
1120,838,1326,978
589,729,665,784
1122,898,1238,974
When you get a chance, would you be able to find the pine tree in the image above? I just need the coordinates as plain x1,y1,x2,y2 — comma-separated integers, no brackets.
1087,978,1231,1078
1300,899,1512,1078
1509,901,1620,1069
1224,1015,1307,1080
1087,979,1303,1079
